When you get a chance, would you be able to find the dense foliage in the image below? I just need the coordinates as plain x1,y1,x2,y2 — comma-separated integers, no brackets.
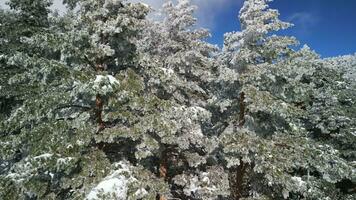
0,0,355,199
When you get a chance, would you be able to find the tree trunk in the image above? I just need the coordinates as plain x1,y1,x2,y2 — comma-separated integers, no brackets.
238,92,246,128
158,149,168,200
230,91,247,200
95,94,105,133
95,63,105,134
230,162,248,200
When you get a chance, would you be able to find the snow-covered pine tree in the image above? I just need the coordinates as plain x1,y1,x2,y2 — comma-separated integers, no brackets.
0,0,355,199
136,1,229,199
1,0,225,199
217,0,355,199
0,0,169,199
216,0,300,196
222,0,297,72
212,0,299,139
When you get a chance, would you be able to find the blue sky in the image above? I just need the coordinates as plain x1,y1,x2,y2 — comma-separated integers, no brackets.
1,0,355,57
206,0,356,58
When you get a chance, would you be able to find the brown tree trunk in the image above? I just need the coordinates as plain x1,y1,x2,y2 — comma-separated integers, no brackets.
158,150,168,200
95,63,105,134
95,94,105,133
230,162,248,200
230,91,248,200
238,92,246,128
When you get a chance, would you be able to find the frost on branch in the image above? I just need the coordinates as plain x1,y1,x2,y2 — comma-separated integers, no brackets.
0,0,355,199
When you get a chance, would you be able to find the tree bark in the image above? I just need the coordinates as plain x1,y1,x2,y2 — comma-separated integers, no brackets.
230,162,248,200
158,150,168,200
95,94,105,133
230,91,247,200
238,92,246,128
95,63,105,134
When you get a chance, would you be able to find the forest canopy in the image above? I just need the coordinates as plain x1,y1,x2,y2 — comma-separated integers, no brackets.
0,0,355,199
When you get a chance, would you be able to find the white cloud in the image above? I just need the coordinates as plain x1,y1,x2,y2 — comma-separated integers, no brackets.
287,12,319,34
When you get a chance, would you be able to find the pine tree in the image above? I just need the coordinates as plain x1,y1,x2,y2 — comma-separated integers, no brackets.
1,0,169,199
136,1,228,199
222,0,297,73
0,0,355,199
218,0,355,199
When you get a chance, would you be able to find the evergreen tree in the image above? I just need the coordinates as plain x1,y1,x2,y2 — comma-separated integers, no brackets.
1,0,169,199
136,1,228,199
222,0,297,73
0,0,355,199
217,0,355,199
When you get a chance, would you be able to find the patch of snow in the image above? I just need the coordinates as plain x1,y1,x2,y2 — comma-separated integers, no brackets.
86,162,132,200
93,75,120,93
107,75,120,85
86,176,128,200
33,153,53,160
139,2,150,8
191,125,203,137
188,106,211,120
323,173,332,182
134,188,148,197
291,176,305,187
76,140,85,146
184,176,199,195
282,189,289,199
93,75,103,84
161,67,175,77
46,171,54,179
201,175,210,185
351,131,356,137
57,157,74,165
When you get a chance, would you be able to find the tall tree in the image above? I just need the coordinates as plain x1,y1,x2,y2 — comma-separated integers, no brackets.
217,0,355,199
136,0,229,199
1,0,355,199
0,0,169,199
